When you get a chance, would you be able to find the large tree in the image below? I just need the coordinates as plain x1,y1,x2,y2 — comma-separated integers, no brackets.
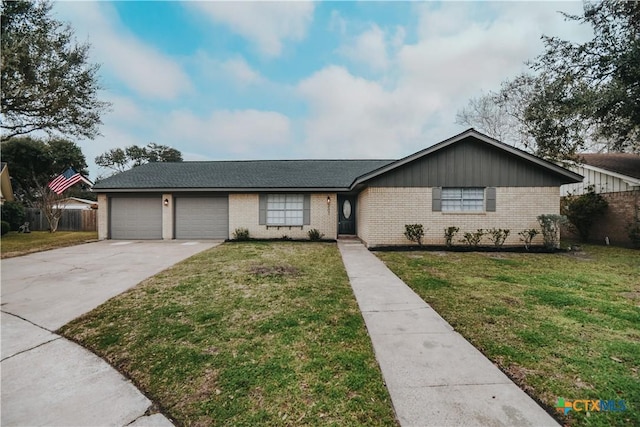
1,136,89,231
456,74,538,153
1,0,109,141
531,0,640,153
1,136,88,203
95,143,183,176
457,0,640,160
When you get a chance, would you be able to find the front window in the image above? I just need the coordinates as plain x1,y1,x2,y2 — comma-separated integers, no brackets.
266,194,304,225
441,188,484,212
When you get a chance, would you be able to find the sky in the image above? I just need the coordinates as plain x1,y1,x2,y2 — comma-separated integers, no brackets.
52,1,594,180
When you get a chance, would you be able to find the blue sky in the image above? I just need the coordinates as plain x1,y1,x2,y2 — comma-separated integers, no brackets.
53,1,592,179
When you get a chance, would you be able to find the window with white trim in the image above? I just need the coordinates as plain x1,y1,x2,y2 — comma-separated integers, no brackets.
266,194,304,225
441,188,485,212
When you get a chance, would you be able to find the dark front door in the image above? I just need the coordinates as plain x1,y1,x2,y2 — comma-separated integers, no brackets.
338,195,356,235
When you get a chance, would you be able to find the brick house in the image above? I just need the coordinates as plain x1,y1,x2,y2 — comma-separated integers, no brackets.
561,153,640,246
93,129,582,247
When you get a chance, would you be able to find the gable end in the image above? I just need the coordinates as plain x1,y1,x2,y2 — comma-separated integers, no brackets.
363,135,582,188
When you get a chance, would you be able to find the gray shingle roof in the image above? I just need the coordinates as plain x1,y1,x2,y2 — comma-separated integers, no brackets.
579,153,640,180
93,160,395,191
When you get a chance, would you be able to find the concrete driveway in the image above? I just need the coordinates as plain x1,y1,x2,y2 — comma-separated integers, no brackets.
1,240,219,426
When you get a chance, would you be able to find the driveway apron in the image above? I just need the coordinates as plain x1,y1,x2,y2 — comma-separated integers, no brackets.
1,240,219,427
338,241,559,427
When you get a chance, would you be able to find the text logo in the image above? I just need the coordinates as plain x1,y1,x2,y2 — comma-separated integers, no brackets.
555,398,627,414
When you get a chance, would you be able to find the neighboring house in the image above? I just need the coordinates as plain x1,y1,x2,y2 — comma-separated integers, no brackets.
561,153,640,246
60,197,99,210
561,153,640,196
92,129,582,247
1,162,15,204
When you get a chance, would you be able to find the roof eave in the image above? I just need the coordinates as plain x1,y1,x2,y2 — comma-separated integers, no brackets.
93,187,352,193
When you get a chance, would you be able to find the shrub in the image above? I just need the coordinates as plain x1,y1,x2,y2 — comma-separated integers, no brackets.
1,221,10,236
460,229,485,247
281,235,292,241
233,228,250,241
487,228,510,247
307,228,324,241
444,226,459,247
562,186,608,242
518,229,539,251
404,224,425,246
1,201,25,231
537,214,568,249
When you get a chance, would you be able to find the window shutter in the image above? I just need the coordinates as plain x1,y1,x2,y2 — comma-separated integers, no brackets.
486,187,496,212
432,187,442,212
259,194,267,225
303,194,311,225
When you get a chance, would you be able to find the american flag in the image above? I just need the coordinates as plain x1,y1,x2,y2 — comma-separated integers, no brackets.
47,168,93,195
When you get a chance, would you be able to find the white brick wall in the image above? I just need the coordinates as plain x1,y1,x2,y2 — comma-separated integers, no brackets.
228,193,338,240
97,193,108,240
357,187,560,247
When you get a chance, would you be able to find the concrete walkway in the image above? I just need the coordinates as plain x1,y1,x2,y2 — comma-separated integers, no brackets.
1,240,219,427
338,241,559,427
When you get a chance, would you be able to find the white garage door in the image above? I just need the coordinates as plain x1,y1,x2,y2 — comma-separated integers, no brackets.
110,196,162,239
175,196,228,239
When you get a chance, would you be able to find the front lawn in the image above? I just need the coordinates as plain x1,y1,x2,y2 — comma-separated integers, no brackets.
0,231,98,258
377,245,639,427
60,242,397,426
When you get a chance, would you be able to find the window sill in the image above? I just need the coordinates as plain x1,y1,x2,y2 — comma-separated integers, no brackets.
441,211,487,215
266,225,304,230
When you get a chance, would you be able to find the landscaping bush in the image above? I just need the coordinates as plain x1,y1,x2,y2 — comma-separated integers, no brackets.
444,226,459,247
232,228,250,241
404,224,425,246
1,201,25,231
460,229,484,247
307,228,324,241
1,221,10,236
562,186,608,242
537,214,567,249
487,228,510,247
518,229,539,251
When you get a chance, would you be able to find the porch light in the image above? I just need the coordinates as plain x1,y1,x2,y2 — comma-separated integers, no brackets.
163,198,169,206
327,196,331,205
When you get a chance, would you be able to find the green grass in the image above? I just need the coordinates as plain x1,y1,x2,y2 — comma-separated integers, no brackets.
0,230,98,258
377,245,640,427
60,242,397,426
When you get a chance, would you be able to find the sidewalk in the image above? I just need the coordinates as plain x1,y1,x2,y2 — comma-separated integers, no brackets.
338,241,559,427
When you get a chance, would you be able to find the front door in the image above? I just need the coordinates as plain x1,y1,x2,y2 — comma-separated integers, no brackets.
338,195,356,235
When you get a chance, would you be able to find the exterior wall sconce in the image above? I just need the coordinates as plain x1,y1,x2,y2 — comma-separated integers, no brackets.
163,198,169,206
327,196,331,205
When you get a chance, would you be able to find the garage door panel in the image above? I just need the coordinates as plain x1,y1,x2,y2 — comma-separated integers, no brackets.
110,197,162,239
175,197,228,239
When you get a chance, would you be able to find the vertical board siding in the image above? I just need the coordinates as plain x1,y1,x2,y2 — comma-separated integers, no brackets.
561,165,638,195
24,208,97,231
369,138,569,187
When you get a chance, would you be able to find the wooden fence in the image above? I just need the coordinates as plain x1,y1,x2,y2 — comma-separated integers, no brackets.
24,208,97,232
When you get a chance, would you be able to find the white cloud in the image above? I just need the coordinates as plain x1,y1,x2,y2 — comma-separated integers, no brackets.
164,109,293,156
298,66,430,159
53,2,192,100
188,2,315,57
297,2,596,160
221,58,264,86
338,25,390,72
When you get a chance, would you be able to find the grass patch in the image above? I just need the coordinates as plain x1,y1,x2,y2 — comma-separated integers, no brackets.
60,242,397,426
1,231,98,258
377,245,640,427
